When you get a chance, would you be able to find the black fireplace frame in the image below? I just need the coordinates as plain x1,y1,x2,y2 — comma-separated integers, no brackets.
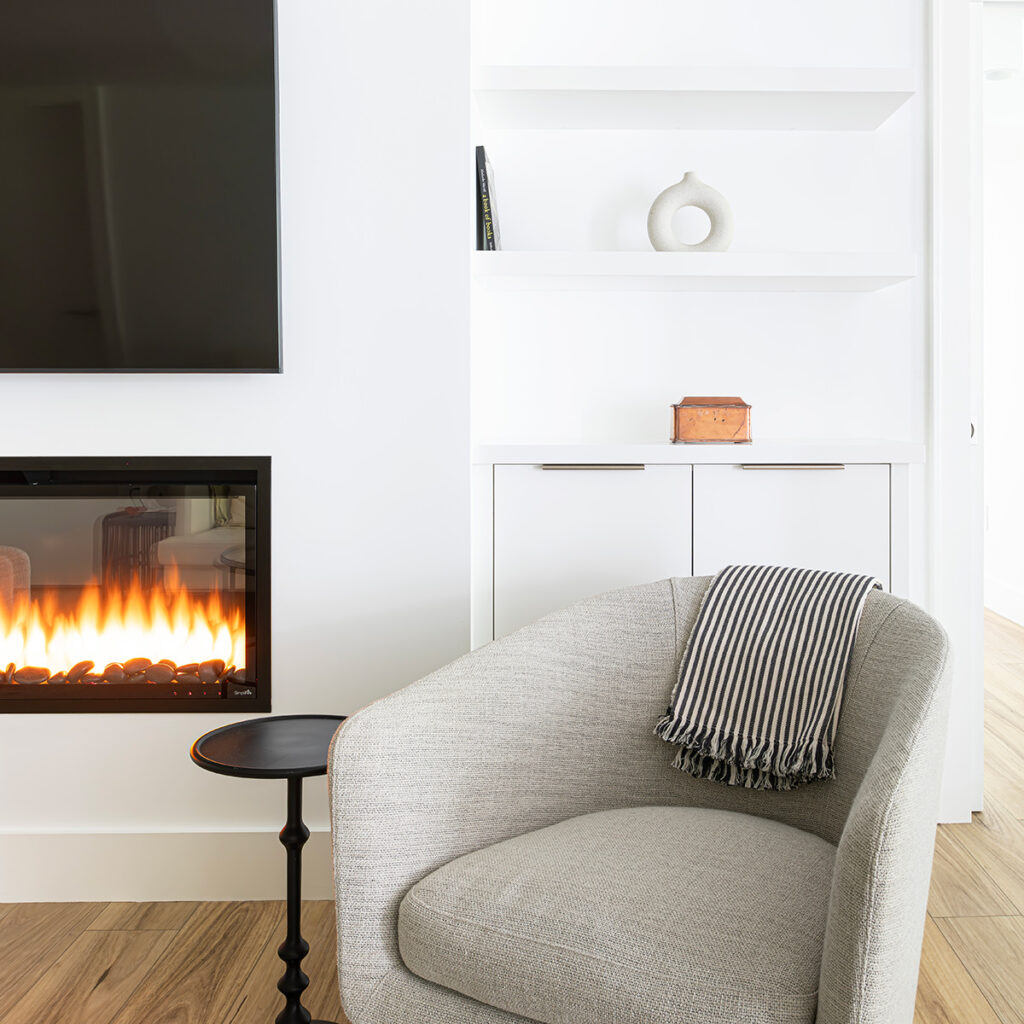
0,456,271,714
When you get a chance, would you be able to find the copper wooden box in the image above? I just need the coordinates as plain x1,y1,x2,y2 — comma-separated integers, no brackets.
671,396,752,444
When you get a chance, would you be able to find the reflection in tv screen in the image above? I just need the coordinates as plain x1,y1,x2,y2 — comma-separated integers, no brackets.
0,0,279,371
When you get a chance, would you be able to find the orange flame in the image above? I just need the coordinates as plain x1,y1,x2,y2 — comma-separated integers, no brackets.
1,575,244,679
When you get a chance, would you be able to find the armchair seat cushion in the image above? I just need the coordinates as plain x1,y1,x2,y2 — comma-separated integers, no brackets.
398,805,836,1024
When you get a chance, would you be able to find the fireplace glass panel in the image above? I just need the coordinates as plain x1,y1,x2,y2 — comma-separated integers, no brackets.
0,460,268,712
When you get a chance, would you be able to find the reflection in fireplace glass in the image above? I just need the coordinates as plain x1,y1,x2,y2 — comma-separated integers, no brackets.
0,460,268,712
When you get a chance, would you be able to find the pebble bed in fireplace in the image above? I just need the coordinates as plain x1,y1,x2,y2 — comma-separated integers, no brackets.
2,657,240,687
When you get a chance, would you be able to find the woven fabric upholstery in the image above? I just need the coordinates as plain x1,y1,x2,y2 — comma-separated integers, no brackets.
329,577,950,1024
399,806,835,1024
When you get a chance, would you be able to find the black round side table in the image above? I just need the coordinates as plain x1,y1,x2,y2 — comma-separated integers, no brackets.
191,714,347,1024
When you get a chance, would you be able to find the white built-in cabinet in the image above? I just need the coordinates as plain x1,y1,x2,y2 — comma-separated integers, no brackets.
476,445,916,644
493,464,692,637
692,465,890,584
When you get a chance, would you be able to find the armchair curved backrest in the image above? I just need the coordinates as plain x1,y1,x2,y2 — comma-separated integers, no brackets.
624,578,951,847
329,576,950,1024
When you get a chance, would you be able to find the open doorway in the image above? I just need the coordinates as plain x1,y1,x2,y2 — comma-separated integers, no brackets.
982,0,1024,819
921,6,1024,1016
984,4,1024,632
888,12,1024,1012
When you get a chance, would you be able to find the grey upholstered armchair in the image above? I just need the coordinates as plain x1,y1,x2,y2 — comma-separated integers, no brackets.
328,577,950,1024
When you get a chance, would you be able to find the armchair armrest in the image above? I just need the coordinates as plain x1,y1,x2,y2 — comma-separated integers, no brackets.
816,605,951,1024
328,580,684,1019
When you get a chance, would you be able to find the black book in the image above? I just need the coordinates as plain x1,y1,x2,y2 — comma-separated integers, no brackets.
475,145,501,251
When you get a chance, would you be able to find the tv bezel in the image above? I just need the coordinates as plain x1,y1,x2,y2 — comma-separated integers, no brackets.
0,0,282,374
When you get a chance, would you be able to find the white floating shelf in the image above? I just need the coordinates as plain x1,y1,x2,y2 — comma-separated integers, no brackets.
474,440,926,466
473,251,917,293
473,66,915,131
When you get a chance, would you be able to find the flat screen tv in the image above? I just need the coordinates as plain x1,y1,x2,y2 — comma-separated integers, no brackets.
0,0,280,371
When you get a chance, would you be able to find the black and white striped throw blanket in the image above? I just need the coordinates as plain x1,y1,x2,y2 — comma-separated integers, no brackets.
655,565,881,790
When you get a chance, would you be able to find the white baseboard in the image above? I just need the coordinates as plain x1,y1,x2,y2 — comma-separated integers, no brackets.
937,790,974,824
985,576,1024,629
0,830,335,902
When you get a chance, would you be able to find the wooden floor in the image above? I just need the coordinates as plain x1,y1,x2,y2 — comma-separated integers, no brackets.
1,610,1023,1024
915,609,1024,1024
0,899,345,1024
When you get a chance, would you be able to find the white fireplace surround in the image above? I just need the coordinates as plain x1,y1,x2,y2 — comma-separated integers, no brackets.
0,0,469,900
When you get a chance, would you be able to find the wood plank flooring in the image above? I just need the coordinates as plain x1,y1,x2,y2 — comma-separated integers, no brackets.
0,901,344,1024
916,609,1024,1024
1,608,1022,1024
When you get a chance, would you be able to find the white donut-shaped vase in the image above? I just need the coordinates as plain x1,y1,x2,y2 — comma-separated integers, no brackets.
647,172,734,252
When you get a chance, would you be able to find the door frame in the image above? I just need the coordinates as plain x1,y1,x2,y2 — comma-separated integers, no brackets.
930,0,985,821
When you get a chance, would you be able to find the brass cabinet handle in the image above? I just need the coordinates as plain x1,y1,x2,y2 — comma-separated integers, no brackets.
739,464,845,470
540,464,646,471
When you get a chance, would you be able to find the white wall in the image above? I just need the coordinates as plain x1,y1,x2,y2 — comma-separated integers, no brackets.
0,0,980,898
0,0,470,900
473,0,913,68
983,5,1024,626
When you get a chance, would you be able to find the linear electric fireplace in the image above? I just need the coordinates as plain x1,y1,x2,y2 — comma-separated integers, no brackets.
0,457,269,713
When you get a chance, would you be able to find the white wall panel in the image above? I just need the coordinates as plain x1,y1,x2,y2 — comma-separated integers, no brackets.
472,287,917,444
473,0,914,69
0,0,470,898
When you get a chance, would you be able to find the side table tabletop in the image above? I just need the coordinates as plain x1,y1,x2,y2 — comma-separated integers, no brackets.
191,714,347,1024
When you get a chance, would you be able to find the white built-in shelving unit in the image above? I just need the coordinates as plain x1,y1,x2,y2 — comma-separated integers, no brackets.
470,1,925,560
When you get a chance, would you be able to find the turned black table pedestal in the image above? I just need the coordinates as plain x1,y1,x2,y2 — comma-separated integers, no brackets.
191,714,347,1024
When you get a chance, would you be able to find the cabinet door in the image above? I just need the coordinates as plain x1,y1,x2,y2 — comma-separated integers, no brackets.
493,464,692,638
692,464,890,587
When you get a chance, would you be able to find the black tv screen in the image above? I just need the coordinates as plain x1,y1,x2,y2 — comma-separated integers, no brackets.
0,0,279,371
